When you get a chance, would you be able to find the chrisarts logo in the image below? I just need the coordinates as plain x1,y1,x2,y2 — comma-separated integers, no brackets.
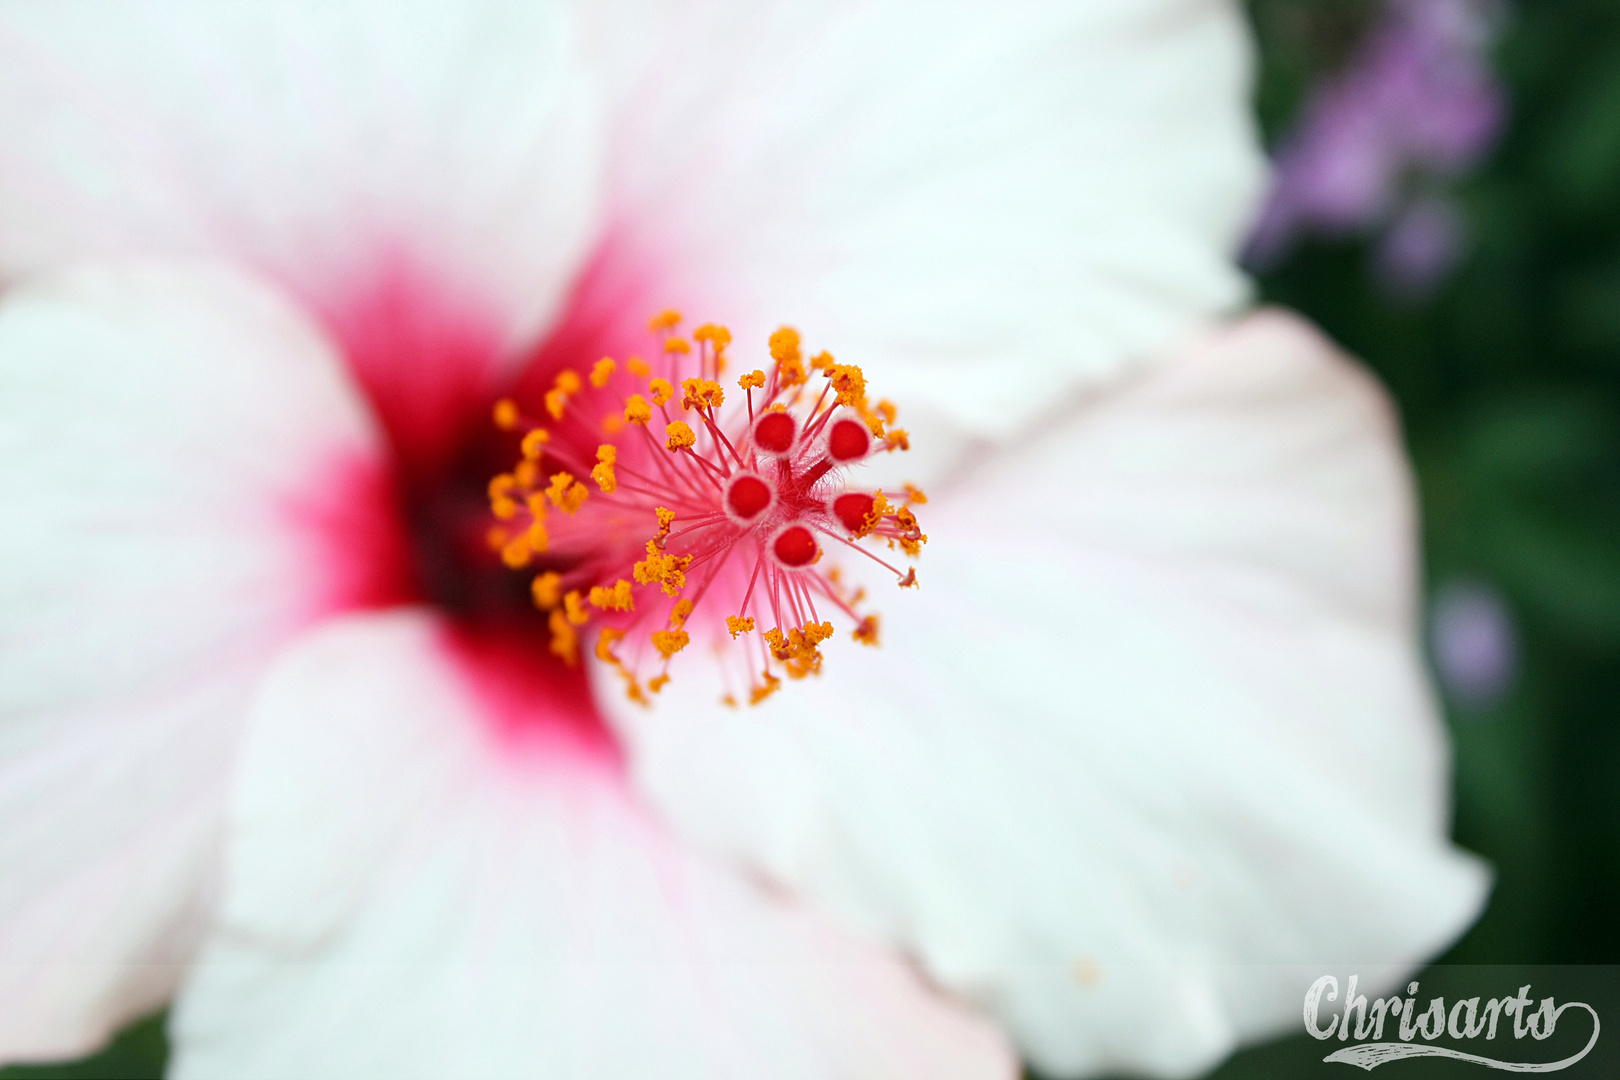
1304,975,1601,1072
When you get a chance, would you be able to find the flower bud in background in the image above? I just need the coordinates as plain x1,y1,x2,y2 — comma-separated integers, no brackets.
1430,579,1520,709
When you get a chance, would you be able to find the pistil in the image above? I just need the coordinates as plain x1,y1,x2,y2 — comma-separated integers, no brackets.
485,312,926,705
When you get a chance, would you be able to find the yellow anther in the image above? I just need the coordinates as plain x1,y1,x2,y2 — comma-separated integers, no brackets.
526,492,549,518
670,599,694,626
548,608,579,666
627,356,651,377
726,615,755,638
531,571,562,610
591,444,618,493
649,674,671,694
695,324,731,372
854,492,888,539
545,372,580,422
590,357,617,388
648,378,674,406
514,459,541,488
875,400,898,424
546,471,589,514
486,525,509,551
826,363,867,408
633,540,691,596
810,350,835,371
602,411,624,435
664,337,690,355
886,428,910,452
488,473,516,500
491,496,518,520
588,578,635,612
624,395,652,425
665,421,696,451
739,369,766,390
653,506,675,545
765,620,835,679
903,484,928,505
680,377,724,411
749,672,781,705
853,614,880,646
501,533,532,569
564,590,589,626
771,326,807,388
693,323,732,351
521,429,551,459
769,326,801,362
526,519,549,553
593,625,646,705
648,309,681,332
863,413,886,438
651,627,690,659
595,626,626,664
493,398,522,431
778,355,806,388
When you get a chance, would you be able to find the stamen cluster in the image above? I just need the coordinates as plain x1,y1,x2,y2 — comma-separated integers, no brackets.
488,311,925,705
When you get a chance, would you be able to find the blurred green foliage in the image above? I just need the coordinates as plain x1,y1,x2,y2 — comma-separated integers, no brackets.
7,1,1617,1077
1249,0,1620,966
0,1016,165,1080
1205,0,1620,1073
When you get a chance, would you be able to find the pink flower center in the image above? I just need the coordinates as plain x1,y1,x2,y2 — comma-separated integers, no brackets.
292,256,617,754
297,252,925,739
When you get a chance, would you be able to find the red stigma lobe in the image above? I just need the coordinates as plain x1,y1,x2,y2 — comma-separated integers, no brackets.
772,524,818,568
753,411,797,455
826,417,871,462
832,492,877,535
726,473,775,522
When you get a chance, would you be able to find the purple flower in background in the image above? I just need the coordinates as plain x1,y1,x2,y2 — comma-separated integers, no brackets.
1430,580,1519,708
1247,0,1508,297
1377,194,1467,297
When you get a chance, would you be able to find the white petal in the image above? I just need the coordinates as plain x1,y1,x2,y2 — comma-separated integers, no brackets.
603,311,1490,1078
0,263,381,1060
0,1,599,358
574,0,1265,477
170,609,1016,1080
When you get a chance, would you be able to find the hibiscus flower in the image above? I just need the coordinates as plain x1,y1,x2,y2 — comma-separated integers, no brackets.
0,2,1488,1078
